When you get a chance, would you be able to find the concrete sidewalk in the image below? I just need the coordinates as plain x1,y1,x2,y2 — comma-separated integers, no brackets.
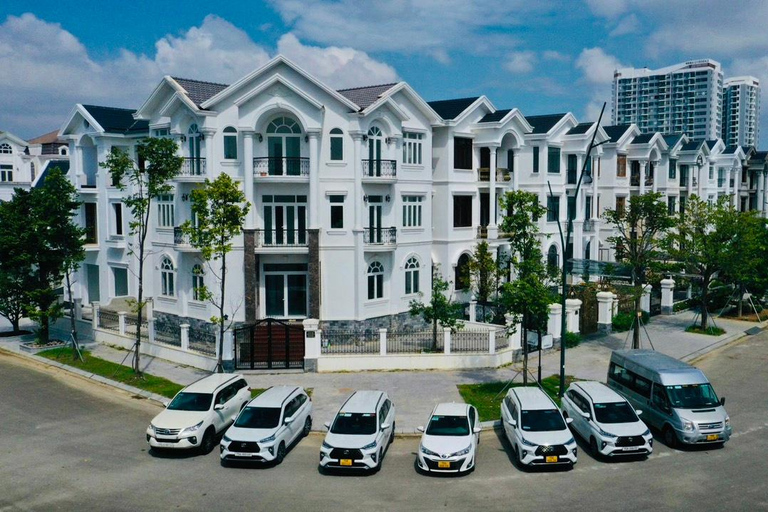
2,311,763,434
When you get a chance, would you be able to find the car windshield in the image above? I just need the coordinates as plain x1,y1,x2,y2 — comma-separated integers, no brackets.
666,384,720,409
426,415,470,436
234,407,281,429
331,413,377,435
521,409,566,432
167,392,212,412
594,401,638,424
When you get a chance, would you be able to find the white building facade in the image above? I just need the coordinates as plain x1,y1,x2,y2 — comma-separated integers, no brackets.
722,76,760,148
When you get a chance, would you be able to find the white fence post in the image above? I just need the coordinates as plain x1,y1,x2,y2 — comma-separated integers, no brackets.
92,302,100,330
611,293,619,318
148,318,155,344
661,278,675,315
118,311,127,336
443,327,451,355
597,291,614,333
488,330,495,354
469,300,477,323
180,323,190,351
74,298,82,321
379,328,387,356
215,330,221,360
548,303,562,341
641,284,652,313
565,298,582,334
302,319,321,372
223,330,235,368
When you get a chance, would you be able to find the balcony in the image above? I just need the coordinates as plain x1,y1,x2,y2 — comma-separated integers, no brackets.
362,159,396,181
478,168,511,183
644,174,654,187
178,157,206,179
173,227,197,252
253,157,309,178
106,234,126,249
363,227,396,247
255,228,308,248
477,226,488,239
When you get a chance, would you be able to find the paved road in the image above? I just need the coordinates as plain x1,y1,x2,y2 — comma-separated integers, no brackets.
1,334,767,512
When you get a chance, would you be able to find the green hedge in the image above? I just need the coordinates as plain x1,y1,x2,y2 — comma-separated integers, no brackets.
564,331,581,348
612,311,650,332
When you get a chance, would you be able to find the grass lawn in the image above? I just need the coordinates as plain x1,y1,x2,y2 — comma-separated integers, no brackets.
458,374,580,422
38,347,184,399
685,325,726,336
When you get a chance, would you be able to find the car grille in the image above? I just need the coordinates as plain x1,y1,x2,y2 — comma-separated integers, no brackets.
698,422,723,431
425,458,465,471
330,448,363,460
229,441,260,453
154,427,181,436
535,445,568,456
616,436,646,447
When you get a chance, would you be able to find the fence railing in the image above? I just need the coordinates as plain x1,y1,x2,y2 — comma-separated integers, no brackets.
124,314,149,340
154,322,181,348
495,329,509,350
363,227,396,245
253,157,309,177
174,226,190,246
321,330,379,354
451,330,491,352
386,330,438,353
189,328,216,356
255,228,308,247
362,159,397,178
98,310,120,333
180,157,206,177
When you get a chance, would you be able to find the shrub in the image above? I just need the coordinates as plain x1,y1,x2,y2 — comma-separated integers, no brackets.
564,331,581,348
612,312,634,332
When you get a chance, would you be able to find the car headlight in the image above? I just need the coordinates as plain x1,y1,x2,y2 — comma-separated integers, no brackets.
420,445,439,457
520,436,537,447
449,445,472,457
361,441,377,450
259,434,276,444
222,435,231,443
642,429,651,437
181,421,204,435
596,426,617,439
322,441,333,450
565,438,577,446
148,424,155,433
682,420,695,432
725,417,731,428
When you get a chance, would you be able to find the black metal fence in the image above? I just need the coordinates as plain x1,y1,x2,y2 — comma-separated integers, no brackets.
321,330,379,354
189,328,216,356
124,314,149,340
386,330,437,353
154,322,181,347
451,330,491,353
495,329,509,350
98,310,120,333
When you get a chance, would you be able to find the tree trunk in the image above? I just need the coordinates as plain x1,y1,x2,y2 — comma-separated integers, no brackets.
700,276,709,331
134,238,144,375
66,272,77,357
737,282,745,318
217,250,226,373
432,317,438,352
523,311,528,385
537,328,542,385
632,293,641,350
39,308,49,343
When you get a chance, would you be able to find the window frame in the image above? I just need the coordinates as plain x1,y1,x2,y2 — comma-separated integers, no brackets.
404,257,420,295
403,132,423,165
367,261,384,300
547,147,561,174
157,194,175,228
329,128,344,161
192,264,205,302
223,126,238,160
402,195,423,227
160,256,176,298
453,195,473,228
329,195,345,229
454,137,473,170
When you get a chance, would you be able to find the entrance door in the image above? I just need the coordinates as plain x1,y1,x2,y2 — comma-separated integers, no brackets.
234,319,305,370
367,127,383,176
264,263,308,318
368,196,383,243
86,264,100,304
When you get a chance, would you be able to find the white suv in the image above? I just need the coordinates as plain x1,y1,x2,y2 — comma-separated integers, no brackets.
416,403,481,474
501,387,577,468
220,386,313,465
320,390,395,471
146,374,251,454
562,381,653,458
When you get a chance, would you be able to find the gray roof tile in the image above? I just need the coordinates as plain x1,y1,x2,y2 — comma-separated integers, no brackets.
336,83,398,110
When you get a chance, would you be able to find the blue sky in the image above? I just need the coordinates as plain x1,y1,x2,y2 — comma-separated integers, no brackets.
2,0,767,141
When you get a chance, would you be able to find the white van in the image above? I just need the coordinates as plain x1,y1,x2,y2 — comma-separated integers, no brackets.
607,350,731,448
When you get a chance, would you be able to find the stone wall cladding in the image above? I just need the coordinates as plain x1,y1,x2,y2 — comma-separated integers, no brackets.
154,311,214,335
320,312,431,333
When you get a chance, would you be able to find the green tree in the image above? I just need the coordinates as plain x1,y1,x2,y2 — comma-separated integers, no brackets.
498,190,554,383
603,192,673,348
409,265,464,350
0,192,34,333
665,195,731,331
181,173,250,372
467,240,505,321
102,138,182,373
6,169,85,343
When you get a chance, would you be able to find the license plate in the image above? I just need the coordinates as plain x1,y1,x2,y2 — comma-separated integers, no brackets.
232,452,255,457
437,461,451,469
340,459,352,466
545,456,558,463
706,434,719,441
156,442,176,448
621,447,637,451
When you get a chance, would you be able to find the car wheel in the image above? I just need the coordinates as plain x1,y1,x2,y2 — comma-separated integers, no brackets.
589,436,600,457
303,417,312,437
663,425,677,449
200,428,216,455
275,442,286,465
389,423,395,445
375,449,383,472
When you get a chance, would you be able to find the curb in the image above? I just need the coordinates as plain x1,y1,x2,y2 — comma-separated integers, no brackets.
680,324,765,363
0,346,169,408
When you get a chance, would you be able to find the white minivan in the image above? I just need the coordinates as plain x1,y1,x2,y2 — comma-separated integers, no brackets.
147,374,251,454
562,381,653,458
501,387,577,468
320,390,395,471
220,386,312,465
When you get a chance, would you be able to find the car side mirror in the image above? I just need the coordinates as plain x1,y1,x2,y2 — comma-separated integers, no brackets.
324,421,331,430
580,411,591,420
473,427,482,434
417,426,425,433
380,422,391,431
214,404,224,411
635,409,643,416
565,417,574,425
506,418,517,427
720,397,726,406
284,415,294,425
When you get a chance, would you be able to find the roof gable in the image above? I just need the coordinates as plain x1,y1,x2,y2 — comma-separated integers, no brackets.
337,83,398,110
524,113,568,134
603,124,634,143
427,97,481,120
81,105,148,134
171,77,229,108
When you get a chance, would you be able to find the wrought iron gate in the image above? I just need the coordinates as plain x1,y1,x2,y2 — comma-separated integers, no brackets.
234,318,305,370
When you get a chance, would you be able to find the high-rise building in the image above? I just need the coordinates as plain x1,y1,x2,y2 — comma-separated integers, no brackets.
722,76,760,147
612,59,723,140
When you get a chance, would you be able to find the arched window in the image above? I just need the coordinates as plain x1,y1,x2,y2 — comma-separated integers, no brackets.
547,245,559,271
0,143,11,154
405,257,420,295
330,128,343,161
266,116,302,176
223,127,237,160
192,264,205,301
267,117,301,134
367,261,384,300
160,257,176,297
59,146,68,156
455,254,470,291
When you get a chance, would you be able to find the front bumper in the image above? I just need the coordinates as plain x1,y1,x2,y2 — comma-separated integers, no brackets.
319,446,378,470
679,426,731,445
519,445,577,466
417,452,473,473
146,429,200,450
600,437,653,457
220,440,277,462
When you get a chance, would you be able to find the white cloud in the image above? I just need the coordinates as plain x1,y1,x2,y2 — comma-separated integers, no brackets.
0,13,398,138
504,51,536,74
543,50,570,63
609,14,640,37
269,0,548,63
584,0,629,19
575,47,625,85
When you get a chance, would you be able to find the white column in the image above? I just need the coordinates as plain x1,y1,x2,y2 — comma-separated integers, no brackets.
651,161,658,193
308,131,320,228
489,146,498,235
352,134,364,320
512,150,520,191
732,166,740,208
547,303,562,341
639,160,647,195
763,172,768,217
697,164,704,196
565,298,582,334
757,171,765,213
688,164,695,193
379,328,387,356
352,135,364,230
469,300,477,323
92,302,100,329
443,327,452,355
180,323,190,351
641,284,652,313
118,311,127,336
505,314,522,350
660,278,675,315
724,167,731,197
597,291,613,332
243,131,255,229
202,128,216,177
302,319,321,360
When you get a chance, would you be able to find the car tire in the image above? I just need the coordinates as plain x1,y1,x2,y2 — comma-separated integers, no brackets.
275,442,286,465
200,428,216,455
589,436,600,458
663,425,677,449
389,423,395,445
375,449,383,472
303,417,312,437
